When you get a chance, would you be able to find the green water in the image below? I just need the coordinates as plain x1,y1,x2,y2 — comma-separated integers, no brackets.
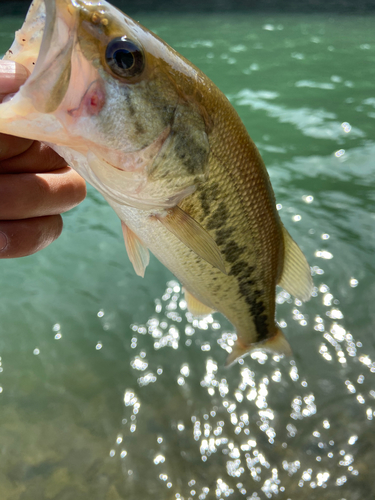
0,10,375,500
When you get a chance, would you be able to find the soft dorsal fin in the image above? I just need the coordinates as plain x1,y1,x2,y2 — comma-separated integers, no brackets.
121,222,150,278
225,328,292,367
278,225,313,302
184,288,215,317
155,206,227,274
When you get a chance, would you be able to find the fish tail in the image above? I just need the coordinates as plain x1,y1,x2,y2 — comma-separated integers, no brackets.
225,328,292,367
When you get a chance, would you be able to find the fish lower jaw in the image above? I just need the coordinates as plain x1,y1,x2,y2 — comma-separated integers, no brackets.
0,94,68,144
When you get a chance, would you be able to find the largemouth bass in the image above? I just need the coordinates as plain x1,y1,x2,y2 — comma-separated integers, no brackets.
0,0,313,365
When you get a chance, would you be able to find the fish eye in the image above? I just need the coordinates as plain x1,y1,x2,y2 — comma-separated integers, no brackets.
105,37,144,79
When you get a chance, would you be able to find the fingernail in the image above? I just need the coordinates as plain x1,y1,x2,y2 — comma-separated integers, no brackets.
0,231,8,251
0,61,30,94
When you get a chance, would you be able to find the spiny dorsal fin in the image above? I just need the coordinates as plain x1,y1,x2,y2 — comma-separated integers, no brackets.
278,225,313,302
121,222,150,278
184,288,215,317
155,206,227,274
225,329,292,367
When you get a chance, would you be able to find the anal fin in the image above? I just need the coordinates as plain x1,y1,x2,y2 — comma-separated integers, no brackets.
278,225,313,302
121,222,150,278
225,328,292,367
155,206,227,274
184,288,215,317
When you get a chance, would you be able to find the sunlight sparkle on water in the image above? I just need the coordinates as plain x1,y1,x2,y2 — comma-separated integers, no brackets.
315,250,333,260
335,149,345,158
104,277,375,496
302,195,314,203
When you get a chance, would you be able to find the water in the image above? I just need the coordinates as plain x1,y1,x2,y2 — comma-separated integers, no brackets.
0,10,374,500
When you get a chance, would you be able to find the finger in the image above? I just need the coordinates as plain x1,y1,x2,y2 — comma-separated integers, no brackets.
0,62,34,160
0,132,34,162
0,167,87,220
0,141,68,173
0,60,30,95
0,215,63,259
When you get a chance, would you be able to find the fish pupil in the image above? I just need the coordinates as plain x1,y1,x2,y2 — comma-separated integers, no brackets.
105,38,145,79
114,49,134,70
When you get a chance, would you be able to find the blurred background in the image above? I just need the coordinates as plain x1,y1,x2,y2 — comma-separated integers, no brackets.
0,1,374,499
1,0,375,14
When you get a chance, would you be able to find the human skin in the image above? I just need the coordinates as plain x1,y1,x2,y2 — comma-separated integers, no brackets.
0,60,86,258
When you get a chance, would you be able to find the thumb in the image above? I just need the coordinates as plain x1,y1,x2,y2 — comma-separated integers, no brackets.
0,60,30,95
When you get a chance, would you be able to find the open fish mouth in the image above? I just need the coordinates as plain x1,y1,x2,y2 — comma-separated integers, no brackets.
0,0,108,146
4,0,48,75
4,0,78,111
0,0,77,143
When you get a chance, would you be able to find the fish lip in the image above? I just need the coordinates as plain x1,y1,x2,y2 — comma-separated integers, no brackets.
1,0,80,113
24,0,79,112
31,0,58,78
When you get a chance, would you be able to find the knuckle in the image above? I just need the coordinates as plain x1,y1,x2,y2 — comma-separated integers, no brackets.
72,172,87,202
63,169,86,208
30,173,51,203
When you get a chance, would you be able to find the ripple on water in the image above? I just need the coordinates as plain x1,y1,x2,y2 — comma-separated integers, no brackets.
231,89,365,141
100,273,375,499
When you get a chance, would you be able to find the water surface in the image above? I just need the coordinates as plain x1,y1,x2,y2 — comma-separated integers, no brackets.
0,11,374,500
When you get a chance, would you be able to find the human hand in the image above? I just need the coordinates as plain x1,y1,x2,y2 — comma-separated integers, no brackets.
0,60,86,258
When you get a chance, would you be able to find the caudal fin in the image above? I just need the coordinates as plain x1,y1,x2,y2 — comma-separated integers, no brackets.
225,328,292,367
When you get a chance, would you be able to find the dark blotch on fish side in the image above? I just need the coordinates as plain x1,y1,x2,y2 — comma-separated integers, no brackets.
250,300,268,338
223,240,245,264
199,190,210,217
198,182,220,218
181,141,208,175
229,261,254,278
206,201,228,230
211,283,222,294
215,227,234,247
230,262,269,340
240,280,268,339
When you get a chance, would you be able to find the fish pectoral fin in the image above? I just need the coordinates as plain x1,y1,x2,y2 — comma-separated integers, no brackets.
278,225,314,302
184,288,215,317
121,222,150,278
225,329,292,367
155,206,227,274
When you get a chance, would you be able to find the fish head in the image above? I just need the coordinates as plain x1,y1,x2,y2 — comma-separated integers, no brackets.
0,0,211,209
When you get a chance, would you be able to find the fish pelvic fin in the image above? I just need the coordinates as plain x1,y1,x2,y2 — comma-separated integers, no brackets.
184,288,215,317
155,206,227,274
278,225,314,302
225,328,292,367
121,222,150,278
